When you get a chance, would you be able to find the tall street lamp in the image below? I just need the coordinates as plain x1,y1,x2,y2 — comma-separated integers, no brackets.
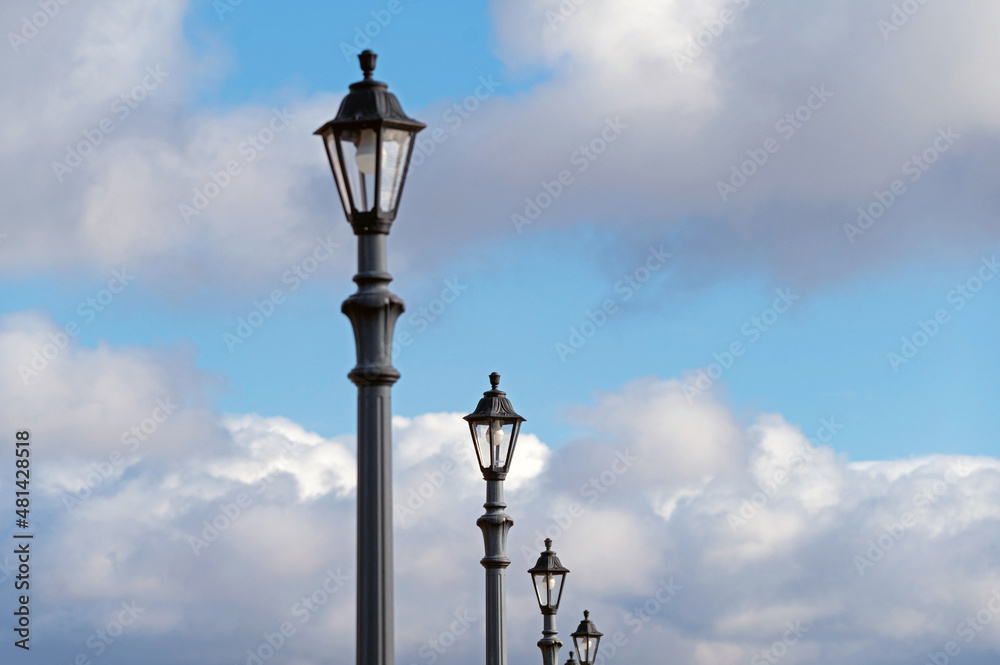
528,538,570,665
315,50,425,665
464,372,526,665
571,611,604,665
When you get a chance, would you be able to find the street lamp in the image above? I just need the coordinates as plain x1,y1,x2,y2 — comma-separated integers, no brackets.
464,372,526,665
316,50,424,665
563,652,581,665
528,538,570,665
571,611,604,665
316,49,425,234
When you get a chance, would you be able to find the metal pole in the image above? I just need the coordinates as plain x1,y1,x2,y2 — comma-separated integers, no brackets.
538,611,562,665
478,478,513,665
343,232,403,665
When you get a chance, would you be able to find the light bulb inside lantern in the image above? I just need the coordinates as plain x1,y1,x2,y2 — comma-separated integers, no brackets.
355,130,377,174
490,422,505,466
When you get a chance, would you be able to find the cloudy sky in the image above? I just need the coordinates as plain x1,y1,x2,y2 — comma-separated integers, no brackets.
2,1,1000,664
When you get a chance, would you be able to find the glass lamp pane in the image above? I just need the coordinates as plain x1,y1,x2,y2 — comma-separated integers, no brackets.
492,422,513,469
574,637,596,664
378,128,412,213
337,129,376,213
532,573,547,609
478,421,503,469
474,423,490,470
533,572,558,608
551,572,566,608
323,132,351,219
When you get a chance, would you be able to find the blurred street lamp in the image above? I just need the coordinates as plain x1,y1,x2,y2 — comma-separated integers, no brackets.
564,652,581,665
528,538,571,665
571,611,604,665
316,49,425,665
464,372,526,665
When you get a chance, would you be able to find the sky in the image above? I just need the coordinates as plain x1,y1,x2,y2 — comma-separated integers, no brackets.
1,1,999,664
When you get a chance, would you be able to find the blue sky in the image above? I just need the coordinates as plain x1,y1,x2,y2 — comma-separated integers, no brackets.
182,1,519,110
4,1,1000,664
11,226,1000,462
7,0,998,460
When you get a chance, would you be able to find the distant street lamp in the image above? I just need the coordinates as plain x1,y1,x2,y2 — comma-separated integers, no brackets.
564,652,581,665
571,611,604,665
528,538,570,665
315,49,425,665
464,372,526,665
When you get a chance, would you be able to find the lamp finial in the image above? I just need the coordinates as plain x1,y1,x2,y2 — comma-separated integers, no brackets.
359,50,377,79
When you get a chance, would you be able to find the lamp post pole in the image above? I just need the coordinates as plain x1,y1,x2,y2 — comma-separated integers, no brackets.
344,231,403,665
315,50,425,665
539,607,561,665
479,475,513,665
464,373,526,665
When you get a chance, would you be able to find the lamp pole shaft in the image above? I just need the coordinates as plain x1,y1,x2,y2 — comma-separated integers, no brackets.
538,612,562,665
478,478,513,665
343,232,403,665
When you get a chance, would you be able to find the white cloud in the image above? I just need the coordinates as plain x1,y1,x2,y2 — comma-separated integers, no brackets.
0,0,352,293
3,314,999,663
4,0,1000,294
214,414,356,501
